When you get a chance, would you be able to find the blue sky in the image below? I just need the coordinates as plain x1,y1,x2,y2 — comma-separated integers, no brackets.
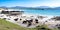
0,0,60,7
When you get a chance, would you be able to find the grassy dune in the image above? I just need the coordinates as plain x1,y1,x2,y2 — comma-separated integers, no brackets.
0,18,59,30
0,19,36,30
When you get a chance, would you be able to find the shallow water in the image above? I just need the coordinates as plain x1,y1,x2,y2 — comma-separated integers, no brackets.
19,9,60,16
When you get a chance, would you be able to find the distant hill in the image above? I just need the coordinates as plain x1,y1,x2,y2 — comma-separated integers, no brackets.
0,6,60,10
36,6,50,8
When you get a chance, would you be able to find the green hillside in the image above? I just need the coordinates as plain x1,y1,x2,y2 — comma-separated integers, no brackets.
0,19,36,30
0,18,59,30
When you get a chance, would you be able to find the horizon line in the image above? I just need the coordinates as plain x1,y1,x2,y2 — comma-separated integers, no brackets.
0,6,60,7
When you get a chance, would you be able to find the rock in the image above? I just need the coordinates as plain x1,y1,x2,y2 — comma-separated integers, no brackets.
20,19,22,20
22,21,27,24
14,18,18,21
27,22,31,27
51,16,60,21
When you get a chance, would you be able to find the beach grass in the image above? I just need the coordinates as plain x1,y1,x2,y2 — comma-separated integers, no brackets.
0,18,59,30
0,19,36,30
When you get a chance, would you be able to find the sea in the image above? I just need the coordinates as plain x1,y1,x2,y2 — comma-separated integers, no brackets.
14,9,60,16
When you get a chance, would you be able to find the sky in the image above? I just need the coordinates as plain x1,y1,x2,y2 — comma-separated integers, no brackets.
0,0,60,7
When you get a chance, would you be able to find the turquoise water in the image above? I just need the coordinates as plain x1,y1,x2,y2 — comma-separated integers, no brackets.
20,9,60,16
